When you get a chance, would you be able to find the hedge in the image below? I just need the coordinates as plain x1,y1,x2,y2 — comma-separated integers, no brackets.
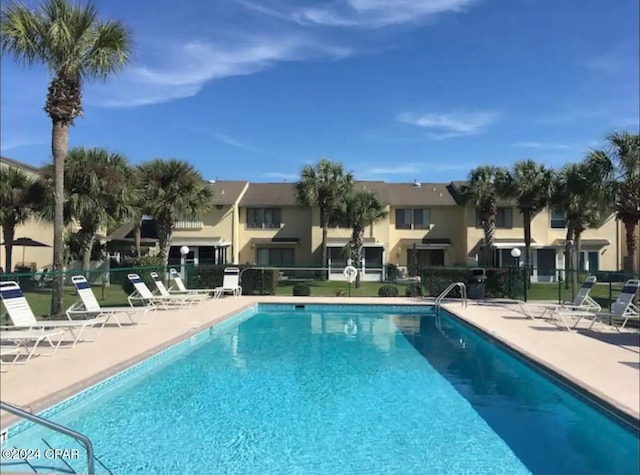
378,285,399,297
293,283,311,296
420,266,511,298
114,256,166,296
193,265,279,295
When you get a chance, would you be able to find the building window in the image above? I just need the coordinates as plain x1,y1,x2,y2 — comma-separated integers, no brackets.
550,208,566,229
247,208,281,229
256,247,295,266
579,251,599,272
395,208,430,229
476,207,513,228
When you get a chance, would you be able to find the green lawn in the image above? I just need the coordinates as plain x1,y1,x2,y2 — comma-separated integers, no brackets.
1,285,131,320
274,279,623,308
2,280,624,319
528,282,623,309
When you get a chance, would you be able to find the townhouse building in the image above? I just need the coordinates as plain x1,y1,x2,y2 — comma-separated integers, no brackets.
1,156,628,280
0,157,54,272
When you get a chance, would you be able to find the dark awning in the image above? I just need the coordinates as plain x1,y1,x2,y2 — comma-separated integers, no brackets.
251,237,300,245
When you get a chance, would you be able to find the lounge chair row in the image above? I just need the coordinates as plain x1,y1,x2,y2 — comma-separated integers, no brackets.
518,277,640,332
0,267,243,372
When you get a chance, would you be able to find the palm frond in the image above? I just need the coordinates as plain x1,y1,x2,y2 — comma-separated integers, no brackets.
1,0,132,80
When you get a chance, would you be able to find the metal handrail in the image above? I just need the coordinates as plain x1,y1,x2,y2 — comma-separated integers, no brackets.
435,282,467,308
0,400,95,474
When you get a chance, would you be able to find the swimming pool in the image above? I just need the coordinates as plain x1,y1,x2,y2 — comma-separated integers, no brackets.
1,303,638,474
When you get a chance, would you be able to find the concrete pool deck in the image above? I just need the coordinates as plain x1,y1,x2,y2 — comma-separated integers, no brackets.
1,296,639,431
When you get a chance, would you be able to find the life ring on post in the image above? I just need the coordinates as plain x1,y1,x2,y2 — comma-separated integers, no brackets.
343,265,358,283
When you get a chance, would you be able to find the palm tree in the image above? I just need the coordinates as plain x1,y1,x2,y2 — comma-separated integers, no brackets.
137,159,213,266
495,160,555,276
334,189,388,287
587,132,640,273
552,160,612,290
1,0,132,314
294,158,354,272
463,165,499,266
41,148,137,272
0,167,47,273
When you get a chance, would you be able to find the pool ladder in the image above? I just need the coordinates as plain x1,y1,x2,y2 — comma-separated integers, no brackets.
434,282,467,309
0,400,108,474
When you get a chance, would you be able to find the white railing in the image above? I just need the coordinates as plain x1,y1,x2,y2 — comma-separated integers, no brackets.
174,218,204,230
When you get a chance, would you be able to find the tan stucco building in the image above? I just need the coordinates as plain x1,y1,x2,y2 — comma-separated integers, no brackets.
0,157,54,272
1,157,628,281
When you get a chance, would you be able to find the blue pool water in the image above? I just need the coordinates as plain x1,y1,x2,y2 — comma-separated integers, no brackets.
2,304,638,475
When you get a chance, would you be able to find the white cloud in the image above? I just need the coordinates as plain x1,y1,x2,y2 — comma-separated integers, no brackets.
368,165,421,175
212,133,261,153
619,117,640,128
397,110,500,137
239,0,480,28
0,137,47,152
87,37,352,108
586,55,626,74
512,141,572,150
261,172,299,181
586,43,638,75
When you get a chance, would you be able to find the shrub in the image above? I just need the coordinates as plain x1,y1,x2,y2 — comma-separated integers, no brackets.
378,284,399,297
484,268,510,298
405,283,422,297
385,263,400,281
192,265,225,289
241,267,279,295
117,255,165,295
293,283,311,296
420,266,510,299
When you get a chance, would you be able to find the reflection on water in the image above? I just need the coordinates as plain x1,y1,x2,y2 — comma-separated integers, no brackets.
394,313,640,475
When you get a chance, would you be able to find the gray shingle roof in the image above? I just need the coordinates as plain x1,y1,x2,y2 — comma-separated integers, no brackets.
385,182,458,206
206,180,249,205
239,183,299,206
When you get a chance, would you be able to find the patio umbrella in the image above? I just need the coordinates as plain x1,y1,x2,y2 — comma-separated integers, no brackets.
0,237,51,269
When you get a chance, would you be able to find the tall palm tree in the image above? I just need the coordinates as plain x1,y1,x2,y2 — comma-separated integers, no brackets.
41,148,137,272
495,160,555,275
1,0,132,314
463,165,499,266
334,189,388,287
137,159,213,266
552,160,612,289
294,158,354,271
587,131,640,273
0,167,47,273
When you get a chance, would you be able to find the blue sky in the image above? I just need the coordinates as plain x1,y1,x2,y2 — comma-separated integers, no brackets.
1,0,638,182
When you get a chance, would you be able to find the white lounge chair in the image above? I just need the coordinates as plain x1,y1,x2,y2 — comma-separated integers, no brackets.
0,344,23,372
518,275,601,320
216,267,242,296
0,330,65,363
545,279,639,331
574,279,640,332
67,275,155,325
0,281,107,348
168,268,222,298
149,272,206,305
127,273,196,309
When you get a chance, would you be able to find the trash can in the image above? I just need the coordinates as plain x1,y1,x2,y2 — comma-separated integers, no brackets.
467,268,487,300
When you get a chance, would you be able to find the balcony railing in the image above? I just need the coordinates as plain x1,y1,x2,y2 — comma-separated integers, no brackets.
174,218,204,230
